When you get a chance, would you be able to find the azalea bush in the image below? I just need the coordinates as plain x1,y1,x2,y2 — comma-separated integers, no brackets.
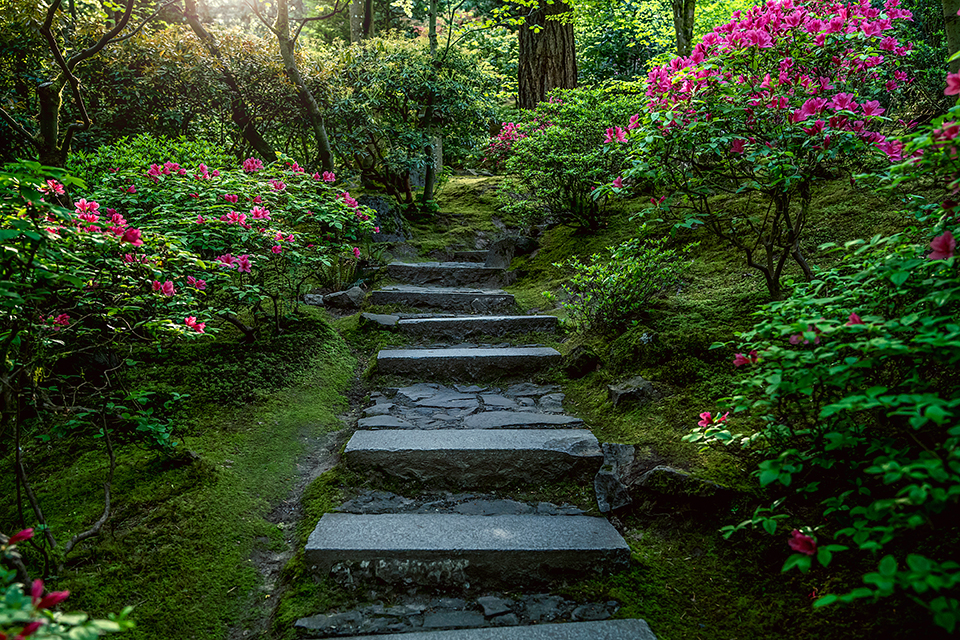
545,234,693,332
617,0,918,297
686,100,960,631
498,85,640,230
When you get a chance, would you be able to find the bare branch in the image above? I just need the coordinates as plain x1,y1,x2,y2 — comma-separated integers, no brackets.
66,0,135,71
108,0,181,44
62,418,115,558
292,0,349,42
0,106,41,150
247,0,281,36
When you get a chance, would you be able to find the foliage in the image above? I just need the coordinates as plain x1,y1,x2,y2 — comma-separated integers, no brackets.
2,530,134,637
546,234,693,332
326,34,500,205
618,0,917,298
687,101,960,632
498,84,641,229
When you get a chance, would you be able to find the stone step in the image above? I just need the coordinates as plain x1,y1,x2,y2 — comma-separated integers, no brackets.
324,619,658,640
368,285,516,314
344,429,602,486
452,250,489,263
360,314,559,339
377,347,561,380
305,513,631,587
383,262,513,288
398,315,558,339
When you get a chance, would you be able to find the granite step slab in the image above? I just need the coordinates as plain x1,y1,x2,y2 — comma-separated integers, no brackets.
377,347,561,380
461,411,582,429
452,250,489,263
383,262,514,288
321,619,657,640
305,513,631,587
368,285,515,314
344,429,602,486
395,315,558,339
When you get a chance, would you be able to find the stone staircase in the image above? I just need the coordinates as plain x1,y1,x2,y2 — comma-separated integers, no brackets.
298,254,656,639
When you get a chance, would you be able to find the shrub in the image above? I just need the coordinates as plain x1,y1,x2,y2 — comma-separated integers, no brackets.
547,235,694,332
618,0,917,297
498,84,641,230
686,96,960,632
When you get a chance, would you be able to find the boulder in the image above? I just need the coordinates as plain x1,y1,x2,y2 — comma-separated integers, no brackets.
607,376,662,408
633,465,724,498
594,443,636,513
563,345,601,378
304,293,325,306
324,286,365,309
484,237,516,269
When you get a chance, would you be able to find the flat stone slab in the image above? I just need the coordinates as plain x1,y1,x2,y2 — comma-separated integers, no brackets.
305,513,631,586
344,429,602,486
377,348,561,380
368,286,515,314
328,620,657,640
396,315,558,339
462,411,582,429
384,262,512,289
452,250,489,263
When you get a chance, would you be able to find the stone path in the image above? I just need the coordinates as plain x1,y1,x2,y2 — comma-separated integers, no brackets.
299,250,656,639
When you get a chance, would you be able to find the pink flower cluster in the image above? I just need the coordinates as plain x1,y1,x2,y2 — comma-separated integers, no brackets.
146,161,188,183
698,411,729,428
152,280,176,296
484,122,528,168
216,253,253,273
641,0,913,163
72,198,144,246
243,157,264,172
286,161,305,173
269,179,286,192
184,316,205,333
194,163,219,180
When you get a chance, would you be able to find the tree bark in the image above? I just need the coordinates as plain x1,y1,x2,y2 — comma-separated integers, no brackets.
274,0,334,172
946,0,960,73
671,0,696,57
350,0,363,42
183,0,276,160
517,0,577,110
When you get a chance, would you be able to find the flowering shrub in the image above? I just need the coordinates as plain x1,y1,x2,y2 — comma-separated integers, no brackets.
686,98,960,631
498,85,640,230
545,234,694,332
618,0,917,297
482,122,527,170
1,529,133,638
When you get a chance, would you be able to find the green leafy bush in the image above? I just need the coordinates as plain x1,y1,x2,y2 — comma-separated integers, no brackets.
498,84,641,230
547,235,693,332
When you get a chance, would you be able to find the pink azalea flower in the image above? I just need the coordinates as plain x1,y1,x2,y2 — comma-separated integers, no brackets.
269,179,286,191
196,215,205,224
243,157,264,172
37,589,71,610
121,228,143,246
788,529,817,556
861,100,885,117
373,226,380,234
236,254,252,273
74,198,99,213
730,139,746,154
627,114,641,130
322,171,336,183
52,313,70,327
223,194,238,203
186,276,206,290
212,170,220,177
604,126,627,143
42,179,65,195
185,317,205,333
353,247,361,258
845,312,865,326
252,195,262,204
943,73,959,96
612,176,624,188
928,231,956,260
7,528,33,544
250,206,271,220
698,412,712,428
160,280,176,297
216,254,239,268
271,245,282,254
732,350,759,367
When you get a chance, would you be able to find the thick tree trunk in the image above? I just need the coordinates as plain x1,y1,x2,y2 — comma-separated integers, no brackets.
946,0,960,73
517,0,577,110
274,0,334,172
362,0,374,38
350,0,363,42
184,0,275,160
671,0,696,57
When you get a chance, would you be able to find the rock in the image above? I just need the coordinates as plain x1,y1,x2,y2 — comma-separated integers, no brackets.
634,465,724,498
524,594,565,623
491,612,520,626
324,286,365,309
423,611,485,629
539,393,565,413
304,293,325,306
607,376,662,408
572,603,612,621
360,312,400,329
377,347,561,380
504,383,560,397
594,443,636,513
484,237,516,269
477,596,513,617
514,235,540,256
358,195,408,243
563,346,601,378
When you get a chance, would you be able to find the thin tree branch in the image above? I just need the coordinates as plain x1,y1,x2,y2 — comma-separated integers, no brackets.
0,106,41,150
62,415,115,558
293,0,349,41
66,0,135,71
108,0,180,44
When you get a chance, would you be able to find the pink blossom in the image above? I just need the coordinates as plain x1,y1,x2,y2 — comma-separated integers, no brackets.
341,192,359,208
20,620,43,636
373,226,380,234
160,280,176,296
604,126,627,143
211,170,220,177
733,350,759,367
322,171,336,183
216,254,239,268
185,316,206,333
271,245,282,254
186,276,206,290
928,231,956,260
74,198,99,214
828,92,858,111
196,215,205,224
223,194,238,203
845,312,865,326
243,157,264,172
252,195,262,204
250,206,271,220
121,228,143,246
37,589,71,610
788,529,817,556
627,114,641,130
353,247,361,258
7,528,33,544
730,139,747,154
697,411,728,428
51,313,70,327
269,179,286,191
946,73,960,96
612,176,624,188
236,254,252,273
861,100,885,117
42,179,65,195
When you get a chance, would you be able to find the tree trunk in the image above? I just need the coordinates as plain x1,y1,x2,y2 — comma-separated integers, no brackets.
671,0,696,57
362,0,374,38
350,0,363,42
946,0,960,73
274,0,334,172
517,0,577,110
184,0,275,160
